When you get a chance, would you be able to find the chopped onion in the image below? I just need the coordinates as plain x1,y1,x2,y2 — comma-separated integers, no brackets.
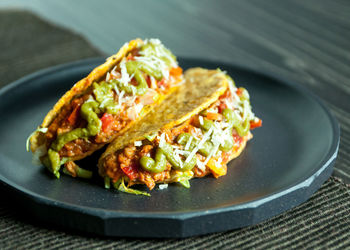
126,103,143,120
31,144,47,166
139,89,157,105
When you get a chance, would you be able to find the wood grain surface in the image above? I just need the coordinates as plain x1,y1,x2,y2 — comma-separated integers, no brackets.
0,0,349,182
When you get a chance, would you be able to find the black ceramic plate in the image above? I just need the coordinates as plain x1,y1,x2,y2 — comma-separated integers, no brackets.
0,58,339,238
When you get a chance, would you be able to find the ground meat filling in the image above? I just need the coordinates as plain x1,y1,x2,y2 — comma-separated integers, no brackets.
104,143,171,190
45,46,182,160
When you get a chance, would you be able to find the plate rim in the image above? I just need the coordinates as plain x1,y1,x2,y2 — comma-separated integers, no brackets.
0,57,340,234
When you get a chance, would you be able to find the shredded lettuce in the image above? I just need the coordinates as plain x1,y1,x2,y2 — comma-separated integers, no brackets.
112,178,122,189
60,157,69,165
62,167,70,176
144,131,158,142
178,179,190,188
62,160,92,179
171,170,193,189
115,177,150,196
75,167,93,179
26,127,48,152
104,176,111,189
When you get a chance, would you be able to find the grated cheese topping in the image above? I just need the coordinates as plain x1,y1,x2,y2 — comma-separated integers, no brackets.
159,184,168,190
105,72,111,82
199,116,204,126
185,126,213,164
227,76,237,99
196,157,206,171
159,132,166,148
134,103,143,115
119,59,134,87
184,135,193,151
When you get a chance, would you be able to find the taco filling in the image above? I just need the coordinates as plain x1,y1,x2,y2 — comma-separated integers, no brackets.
101,75,262,192
29,39,183,178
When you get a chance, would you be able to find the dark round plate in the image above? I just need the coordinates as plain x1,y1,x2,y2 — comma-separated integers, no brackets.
0,58,339,238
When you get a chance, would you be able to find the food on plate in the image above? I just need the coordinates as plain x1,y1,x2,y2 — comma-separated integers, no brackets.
98,68,262,195
27,38,184,178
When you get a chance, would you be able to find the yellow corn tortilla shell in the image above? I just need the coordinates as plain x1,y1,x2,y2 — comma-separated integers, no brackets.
30,38,179,162
98,67,229,175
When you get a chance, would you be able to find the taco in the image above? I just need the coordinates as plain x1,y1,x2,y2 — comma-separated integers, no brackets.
98,68,262,195
28,38,184,178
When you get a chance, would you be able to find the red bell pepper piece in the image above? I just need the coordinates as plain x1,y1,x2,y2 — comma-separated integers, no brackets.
67,104,81,126
101,113,114,133
170,66,183,77
121,162,139,180
250,119,262,129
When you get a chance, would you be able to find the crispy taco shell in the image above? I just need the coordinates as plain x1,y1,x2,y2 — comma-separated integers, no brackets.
30,39,183,176
30,39,143,154
98,67,261,192
99,67,228,163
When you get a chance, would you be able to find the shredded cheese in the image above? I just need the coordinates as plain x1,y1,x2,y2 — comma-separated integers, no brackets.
173,150,183,169
175,149,190,156
105,72,111,82
85,95,95,103
196,157,206,171
159,184,168,190
232,91,240,103
227,76,237,98
159,132,166,148
111,66,118,77
148,38,161,45
224,99,234,110
150,76,157,89
118,90,125,106
165,133,170,142
199,116,204,126
119,59,133,87
203,142,220,166
184,135,193,150
99,96,113,109
134,103,143,115
185,126,213,164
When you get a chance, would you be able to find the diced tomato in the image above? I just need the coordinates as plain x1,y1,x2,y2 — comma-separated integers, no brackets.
130,77,138,86
126,54,135,61
233,134,243,146
236,88,243,96
157,78,167,88
146,75,152,87
67,104,81,126
250,119,262,129
218,102,227,113
206,112,222,121
121,162,139,180
101,113,114,133
170,67,183,77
